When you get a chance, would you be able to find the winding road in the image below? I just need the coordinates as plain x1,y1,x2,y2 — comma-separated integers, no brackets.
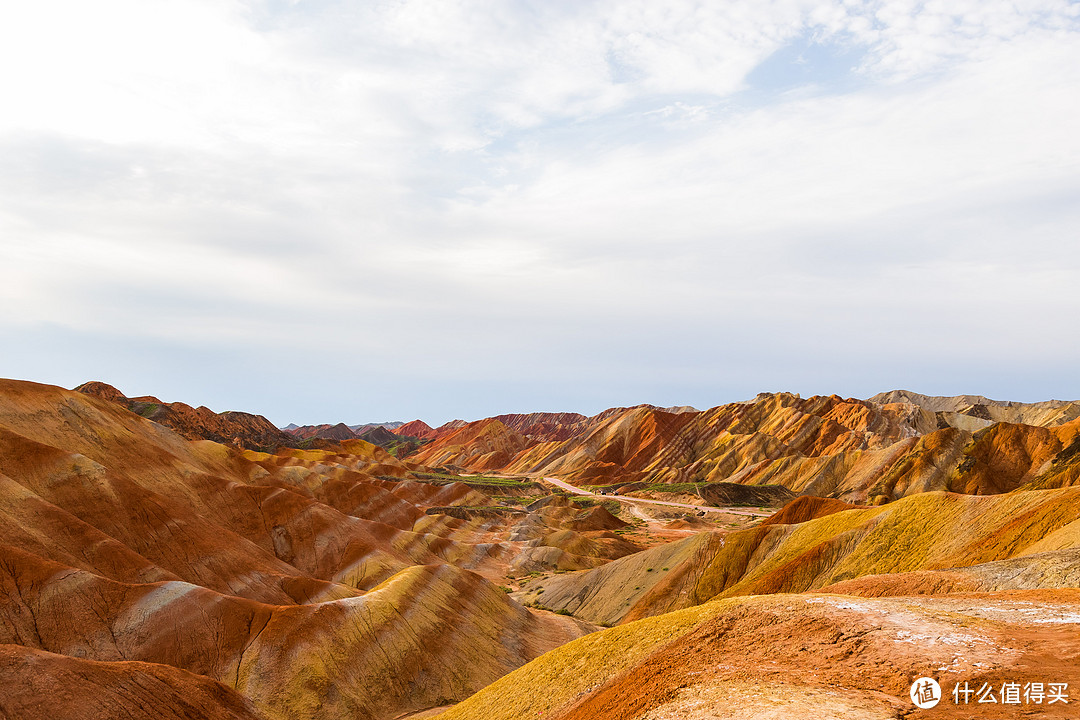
541,476,772,518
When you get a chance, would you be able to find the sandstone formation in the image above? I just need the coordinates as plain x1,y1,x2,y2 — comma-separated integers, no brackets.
407,392,1080,504
0,379,618,720
284,421,359,441
75,381,300,451
516,488,1080,625
409,419,532,471
394,419,439,440
870,389,1080,427
7,378,1080,720
0,545,591,720
0,645,269,720
438,590,1080,720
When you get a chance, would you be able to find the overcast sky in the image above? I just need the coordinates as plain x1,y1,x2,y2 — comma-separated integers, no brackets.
2,0,1079,425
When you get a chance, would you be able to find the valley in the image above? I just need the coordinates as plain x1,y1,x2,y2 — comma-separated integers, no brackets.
1,380,1078,718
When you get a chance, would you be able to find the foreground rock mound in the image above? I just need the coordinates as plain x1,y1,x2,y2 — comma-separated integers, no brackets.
0,645,268,720
0,545,590,720
438,590,1080,720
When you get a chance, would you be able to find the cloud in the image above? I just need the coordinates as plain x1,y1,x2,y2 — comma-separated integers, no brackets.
1,0,1079,421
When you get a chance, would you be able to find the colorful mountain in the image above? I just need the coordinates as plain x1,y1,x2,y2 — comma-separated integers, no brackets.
0,379,644,719
75,381,301,451
407,392,1080,503
394,419,438,440
7,380,1080,719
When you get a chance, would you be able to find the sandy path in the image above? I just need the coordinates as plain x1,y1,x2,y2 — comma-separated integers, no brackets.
541,477,772,518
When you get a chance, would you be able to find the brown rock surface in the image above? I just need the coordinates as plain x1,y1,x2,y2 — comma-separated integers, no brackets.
0,544,593,720
285,421,359,441
10,378,1080,720
409,418,531,471
516,487,1080,625
0,379,609,720
395,419,439,439
0,644,269,720
438,591,1080,720
75,380,300,451
760,495,866,526
697,480,795,508
405,392,1080,504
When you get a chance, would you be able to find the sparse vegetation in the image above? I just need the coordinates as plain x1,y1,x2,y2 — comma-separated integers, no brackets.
641,482,705,494
570,497,623,515
412,471,538,489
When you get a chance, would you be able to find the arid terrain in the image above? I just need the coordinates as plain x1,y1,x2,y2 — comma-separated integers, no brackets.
1,380,1078,719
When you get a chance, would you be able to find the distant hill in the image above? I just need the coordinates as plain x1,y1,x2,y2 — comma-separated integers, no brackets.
285,422,358,442
349,420,405,432
408,392,1080,502
75,381,301,451
357,425,398,446
283,421,409,443
394,419,438,440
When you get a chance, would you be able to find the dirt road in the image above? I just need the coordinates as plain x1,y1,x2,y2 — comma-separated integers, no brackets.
541,476,772,518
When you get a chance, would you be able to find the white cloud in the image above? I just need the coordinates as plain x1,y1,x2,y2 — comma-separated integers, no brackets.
1,0,1079,419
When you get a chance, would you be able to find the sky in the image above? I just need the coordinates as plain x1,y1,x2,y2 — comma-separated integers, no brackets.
2,0,1080,426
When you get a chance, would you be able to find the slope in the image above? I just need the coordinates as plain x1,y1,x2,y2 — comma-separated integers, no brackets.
76,381,300,451
0,545,592,720
406,393,1080,504
436,589,1080,720
0,379,617,720
519,488,1080,624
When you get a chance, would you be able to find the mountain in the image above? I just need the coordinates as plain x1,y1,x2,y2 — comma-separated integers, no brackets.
437,586,1080,720
283,422,359,441
0,546,591,720
406,392,1080,503
356,425,399,445
516,488,1080,625
870,389,1080,430
349,420,406,432
75,381,300,451
439,483,1080,720
7,379,1080,719
283,421,414,447
0,379,635,719
0,645,268,720
492,412,590,441
394,419,438,439
410,418,533,471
